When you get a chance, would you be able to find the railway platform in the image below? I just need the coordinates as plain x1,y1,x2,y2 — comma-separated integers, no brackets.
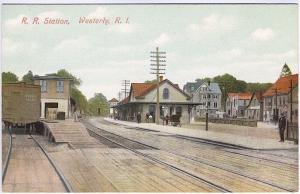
104,118,298,150
42,119,100,149
2,134,66,192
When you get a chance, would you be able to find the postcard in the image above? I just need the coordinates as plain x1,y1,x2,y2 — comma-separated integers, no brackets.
2,2,298,192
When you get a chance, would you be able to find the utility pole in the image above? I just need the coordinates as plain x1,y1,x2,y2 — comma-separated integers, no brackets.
150,47,166,125
272,88,278,124
122,80,130,99
289,79,293,123
118,91,122,101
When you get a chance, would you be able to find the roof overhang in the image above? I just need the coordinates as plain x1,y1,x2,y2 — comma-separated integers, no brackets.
112,101,204,108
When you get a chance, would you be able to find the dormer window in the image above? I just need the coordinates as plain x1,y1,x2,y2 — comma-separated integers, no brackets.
163,88,169,99
191,85,194,91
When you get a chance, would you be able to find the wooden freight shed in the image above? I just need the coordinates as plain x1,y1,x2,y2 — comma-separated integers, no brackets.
2,83,41,130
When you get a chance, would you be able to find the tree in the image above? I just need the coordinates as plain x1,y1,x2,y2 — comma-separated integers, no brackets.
22,70,34,84
71,88,88,113
88,93,109,116
54,69,88,113
2,72,18,83
195,77,211,83
246,83,272,93
280,63,292,77
144,79,157,83
55,69,82,88
236,80,247,92
212,74,249,110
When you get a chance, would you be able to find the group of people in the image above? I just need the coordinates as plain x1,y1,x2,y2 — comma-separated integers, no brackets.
137,112,153,123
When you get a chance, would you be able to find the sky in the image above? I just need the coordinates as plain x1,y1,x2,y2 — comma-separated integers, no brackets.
2,4,298,100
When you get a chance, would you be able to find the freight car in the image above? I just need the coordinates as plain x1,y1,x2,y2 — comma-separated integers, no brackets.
2,82,41,127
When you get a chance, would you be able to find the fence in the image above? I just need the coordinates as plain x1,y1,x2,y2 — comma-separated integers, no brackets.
195,117,257,127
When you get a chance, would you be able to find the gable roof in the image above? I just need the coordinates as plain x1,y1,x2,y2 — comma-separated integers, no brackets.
118,96,130,105
136,79,191,99
194,82,222,94
263,74,298,97
183,80,203,93
254,92,264,102
109,98,119,102
246,92,264,108
131,83,155,98
228,92,252,100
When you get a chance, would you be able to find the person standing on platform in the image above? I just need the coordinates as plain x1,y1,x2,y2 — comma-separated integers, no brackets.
137,112,141,124
278,113,287,142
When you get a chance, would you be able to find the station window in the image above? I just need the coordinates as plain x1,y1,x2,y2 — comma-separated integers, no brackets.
163,88,169,99
56,81,64,93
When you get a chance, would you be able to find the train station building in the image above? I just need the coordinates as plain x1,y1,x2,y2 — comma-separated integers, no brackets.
114,77,201,124
33,75,73,119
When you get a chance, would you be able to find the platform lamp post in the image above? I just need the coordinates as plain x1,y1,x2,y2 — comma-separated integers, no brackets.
205,104,209,131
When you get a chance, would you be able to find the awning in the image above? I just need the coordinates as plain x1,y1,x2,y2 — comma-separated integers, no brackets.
112,101,204,108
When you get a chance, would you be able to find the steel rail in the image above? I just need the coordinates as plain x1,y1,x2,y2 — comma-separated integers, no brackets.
103,119,297,165
85,120,296,192
30,135,73,192
2,127,13,183
84,122,230,192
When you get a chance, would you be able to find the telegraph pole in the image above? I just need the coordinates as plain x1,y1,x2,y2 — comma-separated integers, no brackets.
272,88,278,124
122,80,130,99
118,91,122,101
150,47,166,124
289,79,293,123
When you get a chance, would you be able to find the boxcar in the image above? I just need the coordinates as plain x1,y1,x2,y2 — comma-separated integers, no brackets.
2,82,41,125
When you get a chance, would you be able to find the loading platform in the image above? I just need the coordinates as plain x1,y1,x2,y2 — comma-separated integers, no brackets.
43,119,100,149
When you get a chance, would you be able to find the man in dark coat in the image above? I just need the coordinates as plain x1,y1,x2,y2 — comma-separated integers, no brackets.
278,113,287,142
137,112,141,124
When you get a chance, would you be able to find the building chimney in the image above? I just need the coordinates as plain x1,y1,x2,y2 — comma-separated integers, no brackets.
159,76,163,82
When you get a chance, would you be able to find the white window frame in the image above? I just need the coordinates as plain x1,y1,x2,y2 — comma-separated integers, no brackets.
56,80,64,93
40,80,47,92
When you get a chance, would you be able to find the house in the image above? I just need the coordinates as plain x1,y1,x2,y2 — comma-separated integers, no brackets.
183,79,204,96
190,81,222,117
33,75,73,119
114,77,200,124
108,98,119,116
245,92,264,121
263,74,298,123
226,92,252,118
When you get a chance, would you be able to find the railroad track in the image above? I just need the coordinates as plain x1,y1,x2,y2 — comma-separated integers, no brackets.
83,121,230,192
2,127,12,183
102,119,297,165
84,120,296,192
2,132,73,192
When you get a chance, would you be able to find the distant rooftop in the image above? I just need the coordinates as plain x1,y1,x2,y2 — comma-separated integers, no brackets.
109,98,119,102
228,92,252,100
263,74,298,97
33,75,73,80
183,80,204,93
